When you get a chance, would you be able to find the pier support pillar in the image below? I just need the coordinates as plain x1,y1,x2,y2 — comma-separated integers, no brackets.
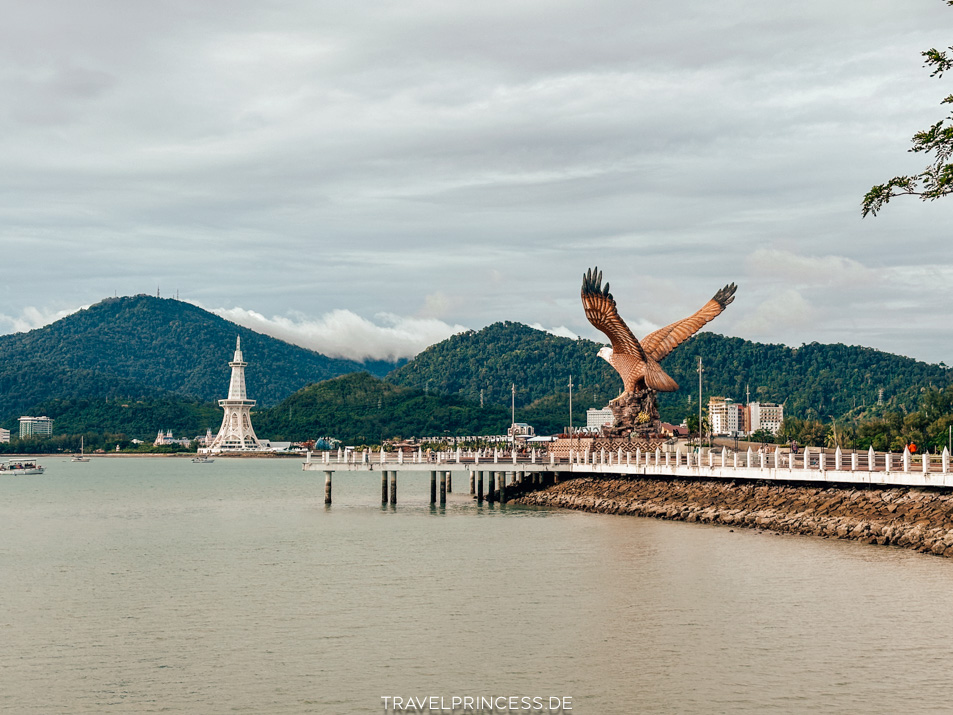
390,471,397,505
381,471,388,504
477,471,484,503
488,472,496,503
440,471,447,504
470,471,475,495
447,471,452,493
430,471,437,504
325,471,332,505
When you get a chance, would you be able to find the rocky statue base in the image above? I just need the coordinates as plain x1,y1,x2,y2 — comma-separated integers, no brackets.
600,388,662,440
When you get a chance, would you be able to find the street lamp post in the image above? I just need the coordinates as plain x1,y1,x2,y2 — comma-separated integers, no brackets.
697,356,703,450
568,375,573,437
510,383,516,452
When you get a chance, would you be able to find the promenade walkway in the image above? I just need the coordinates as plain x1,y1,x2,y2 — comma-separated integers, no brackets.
303,444,953,490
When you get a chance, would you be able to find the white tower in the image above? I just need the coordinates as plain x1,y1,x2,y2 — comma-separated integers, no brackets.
208,337,261,452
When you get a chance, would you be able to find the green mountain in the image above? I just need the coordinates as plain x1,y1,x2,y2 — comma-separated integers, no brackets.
386,322,953,425
4,306,950,446
386,321,620,426
0,295,396,425
255,372,510,444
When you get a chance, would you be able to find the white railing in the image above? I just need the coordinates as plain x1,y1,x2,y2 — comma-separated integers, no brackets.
303,446,953,488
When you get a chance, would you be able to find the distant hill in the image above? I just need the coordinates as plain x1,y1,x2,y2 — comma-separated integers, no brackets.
387,322,953,425
386,321,620,425
255,372,510,443
0,295,396,424
4,304,950,443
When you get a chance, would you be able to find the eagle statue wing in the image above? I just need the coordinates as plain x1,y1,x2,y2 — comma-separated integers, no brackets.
640,283,737,362
582,267,681,392
581,267,646,361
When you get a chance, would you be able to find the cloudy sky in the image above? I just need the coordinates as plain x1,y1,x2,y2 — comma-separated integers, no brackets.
2,0,951,364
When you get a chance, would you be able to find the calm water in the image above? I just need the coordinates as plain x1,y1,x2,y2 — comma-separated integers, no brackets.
2,458,953,714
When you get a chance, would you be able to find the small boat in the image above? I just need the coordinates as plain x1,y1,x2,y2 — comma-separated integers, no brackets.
0,459,45,475
192,455,215,463
71,436,90,462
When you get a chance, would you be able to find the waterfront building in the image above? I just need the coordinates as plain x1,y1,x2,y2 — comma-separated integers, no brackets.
586,408,614,429
0,427,9,443
153,430,192,447
18,415,53,439
207,337,262,452
749,402,784,435
708,397,744,436
659,422,688,438
507,422,536,439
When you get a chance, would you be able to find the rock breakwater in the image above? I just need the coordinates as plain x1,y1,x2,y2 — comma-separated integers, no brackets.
514,476,953,558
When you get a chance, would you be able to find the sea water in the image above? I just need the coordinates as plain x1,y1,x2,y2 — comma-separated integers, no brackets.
2,457,953,714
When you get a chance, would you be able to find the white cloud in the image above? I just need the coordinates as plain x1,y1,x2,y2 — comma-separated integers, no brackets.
528,323,578,339
207,306,468,362
734,289,815,336
746,249,873,285
2,0,953,363
0,305,86,335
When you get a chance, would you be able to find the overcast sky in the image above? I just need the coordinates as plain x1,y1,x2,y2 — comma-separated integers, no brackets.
2,0,952,365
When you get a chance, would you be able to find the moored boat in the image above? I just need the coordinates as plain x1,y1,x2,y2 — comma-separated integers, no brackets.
0,459,45,475
192,456,214,463
71,436,90,462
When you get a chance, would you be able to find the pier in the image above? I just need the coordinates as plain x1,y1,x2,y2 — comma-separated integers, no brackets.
305,444,953,503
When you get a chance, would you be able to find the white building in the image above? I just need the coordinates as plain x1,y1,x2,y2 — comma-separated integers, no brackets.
0,427,10,443
586,408,614,429
507,422,535,439
749,402,784,435
154,430,192,447
708,397,744,436
207,337,262,452
18,416,53,438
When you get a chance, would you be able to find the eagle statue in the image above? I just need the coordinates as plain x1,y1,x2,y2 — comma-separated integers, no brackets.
581,267,736,406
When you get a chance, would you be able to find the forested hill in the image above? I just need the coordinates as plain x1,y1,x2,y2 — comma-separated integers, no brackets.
386,322,952,423
386,321,620,421
0,295,394,421
255,372,510,443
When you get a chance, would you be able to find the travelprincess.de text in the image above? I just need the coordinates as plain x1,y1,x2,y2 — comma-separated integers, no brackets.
381,696,572,712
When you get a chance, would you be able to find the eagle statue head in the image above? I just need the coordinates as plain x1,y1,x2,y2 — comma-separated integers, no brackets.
597,346,613,364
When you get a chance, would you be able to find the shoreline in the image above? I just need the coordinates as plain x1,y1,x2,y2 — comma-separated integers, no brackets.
514,476,953,559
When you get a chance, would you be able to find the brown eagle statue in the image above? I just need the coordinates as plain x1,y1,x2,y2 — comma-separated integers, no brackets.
581,266,736,436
